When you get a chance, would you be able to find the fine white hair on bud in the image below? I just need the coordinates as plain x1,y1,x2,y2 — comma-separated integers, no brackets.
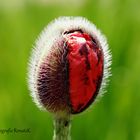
28,16,112,115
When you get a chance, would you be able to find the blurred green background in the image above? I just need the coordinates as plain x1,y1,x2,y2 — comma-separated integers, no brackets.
0,0,140,139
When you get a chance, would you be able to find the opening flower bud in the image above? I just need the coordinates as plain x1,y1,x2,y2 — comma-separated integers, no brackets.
28,17,111,116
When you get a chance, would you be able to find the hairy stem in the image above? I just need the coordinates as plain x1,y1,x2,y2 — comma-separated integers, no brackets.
53,115,71,140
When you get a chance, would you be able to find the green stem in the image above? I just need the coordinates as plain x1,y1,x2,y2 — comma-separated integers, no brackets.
53,115,71,140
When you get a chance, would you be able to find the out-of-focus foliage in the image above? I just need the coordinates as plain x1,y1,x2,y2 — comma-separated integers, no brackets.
0,0,140,139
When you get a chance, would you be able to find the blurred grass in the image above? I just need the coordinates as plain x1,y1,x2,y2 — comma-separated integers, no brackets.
0,0,140,139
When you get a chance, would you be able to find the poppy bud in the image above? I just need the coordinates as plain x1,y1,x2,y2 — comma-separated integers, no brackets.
28,16,111,116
